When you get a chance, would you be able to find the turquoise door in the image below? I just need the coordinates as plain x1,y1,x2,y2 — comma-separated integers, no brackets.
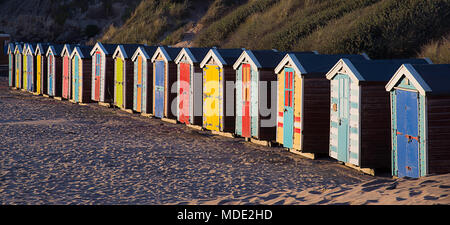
74,55,79,102
283,68,294,148
336,75,350,162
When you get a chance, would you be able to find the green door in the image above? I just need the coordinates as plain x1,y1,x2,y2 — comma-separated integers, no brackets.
115,58,124,108
337,75,350,162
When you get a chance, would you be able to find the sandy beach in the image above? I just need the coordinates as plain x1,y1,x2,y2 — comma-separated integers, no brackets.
0,77,448,205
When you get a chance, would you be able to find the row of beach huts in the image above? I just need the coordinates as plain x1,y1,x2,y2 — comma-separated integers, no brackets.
6,42,450,178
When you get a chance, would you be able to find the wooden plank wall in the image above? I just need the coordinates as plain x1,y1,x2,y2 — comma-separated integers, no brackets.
145,59,154,114
360,82,391,169
103,57,115,103
81,59,93,103
222,66,236,133
54,57,63,97
258,69,276,141
192,65,203,126
41,55,48,95
167,62,178,119
124,59,134,109
302,77,330,154
427,95,450,174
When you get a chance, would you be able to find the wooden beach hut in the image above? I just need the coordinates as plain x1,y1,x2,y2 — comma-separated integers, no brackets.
385,64,450,178
232,49,287,142
70,45,93,103
13,43,23,88
24,43,38,92
90,42,118,104
174,47,210,125
325,58,430,174
34,43,50,95
46,44,64,97
7,42,15,87
199,48,243,133
112,44,143,109
150,46,182,119
61,44,75,99
273,53,369,157
131,45,158,114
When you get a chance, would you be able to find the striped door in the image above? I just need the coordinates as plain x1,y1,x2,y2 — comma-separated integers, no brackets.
27,55,33,92
94,52,101,101
179,62,190,124
16,54,21,88
242,64,251,138
115,58,124,108
73,56,80,102
9,54,13,87
23,55,27,90
204,65,220,131
63,56,70,98
36,55,41,94
154,60,165,118
396,90,420,178
283,68,294,148
48,55,54,96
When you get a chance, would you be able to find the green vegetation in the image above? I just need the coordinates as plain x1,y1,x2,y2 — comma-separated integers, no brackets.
419,34,450,64
101,0,191,44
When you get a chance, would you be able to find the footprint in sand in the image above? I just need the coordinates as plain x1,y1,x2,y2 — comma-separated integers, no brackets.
409,190,422,197
396,197,406,201
423,195,439,200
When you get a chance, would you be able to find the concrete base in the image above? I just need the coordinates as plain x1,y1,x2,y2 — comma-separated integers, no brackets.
161,118,178,124
289,148,317,160
54,97,63,101
120,108,134,114
141,113,153,118
344,162,375,176
186,124,203,131
69,100,78,104
98,102,111,108
79,103,89,106
250,138,272,147
20,89,27,92
211,130,235,138
42,94,50,98
32,92,41,96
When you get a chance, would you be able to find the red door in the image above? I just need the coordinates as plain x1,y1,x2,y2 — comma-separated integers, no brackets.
179,63,190,124
94,52,101,101
242,64,251,137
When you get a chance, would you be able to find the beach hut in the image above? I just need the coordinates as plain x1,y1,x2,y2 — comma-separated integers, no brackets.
24,43,38,92
231,49,287,142
385,64,450,178
174,47,210,125
70,45,93,103
34,43,50,95
13,43,23,88
112,44,143,109
131,46,158,114
199,48,243,133
150,46,182,119
273,53,369,156
90,42,119,104
325,58,430,173
46,44,64,97
61,44,74,99
7,43,15,87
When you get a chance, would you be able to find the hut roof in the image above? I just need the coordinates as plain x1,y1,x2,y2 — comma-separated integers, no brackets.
151,46,182,62
175,47,210,64
386,64,450,95
47,44,65,57
326,58,430,84
200,48,243,68
90,42,118,56
131,46,158,61
113,44,143,59
71,45,93,59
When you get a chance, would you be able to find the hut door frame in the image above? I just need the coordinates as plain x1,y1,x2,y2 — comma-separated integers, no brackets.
155,60,165,118
94,51,102,101
242,64,251,138
136,56,143,112
115,58,124,108
283,68,295,148
336,75,350,162
37,55,41,94
179,62,190,124
16,54,20,88
396,89,420,178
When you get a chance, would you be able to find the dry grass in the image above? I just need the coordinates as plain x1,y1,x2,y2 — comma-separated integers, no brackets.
419,34,450,64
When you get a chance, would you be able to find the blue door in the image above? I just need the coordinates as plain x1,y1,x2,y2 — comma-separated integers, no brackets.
74,56,79,102
396,90,420,178
337,75,350,162
27,55,33,91
48,55,54,96
155,60,165,118
283,68,294,148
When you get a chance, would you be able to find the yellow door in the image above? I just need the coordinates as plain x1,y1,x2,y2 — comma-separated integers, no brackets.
23,55,27,89
36,55,41,94
276,71,284,144
204,65,220,131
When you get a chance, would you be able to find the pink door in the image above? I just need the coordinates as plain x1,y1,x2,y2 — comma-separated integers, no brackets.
62,56,69,98
242,64,251,138
94,52,101,101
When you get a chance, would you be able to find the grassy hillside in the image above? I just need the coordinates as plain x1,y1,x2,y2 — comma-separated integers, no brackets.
419,33,450,64
100,0,450,61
